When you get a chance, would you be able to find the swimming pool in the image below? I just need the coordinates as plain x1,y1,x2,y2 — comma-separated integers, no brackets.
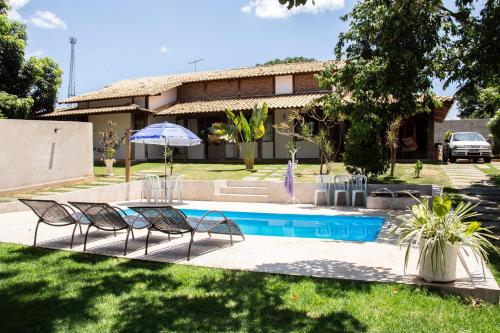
127,208,385,242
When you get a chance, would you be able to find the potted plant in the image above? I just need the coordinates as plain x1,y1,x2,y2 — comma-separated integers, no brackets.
99,121,120,176
212,102,268,170
393,195,497,282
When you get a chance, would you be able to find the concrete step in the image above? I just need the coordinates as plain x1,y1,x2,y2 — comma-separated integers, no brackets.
226,180,271,187
220,186,268,195
214,193,270,203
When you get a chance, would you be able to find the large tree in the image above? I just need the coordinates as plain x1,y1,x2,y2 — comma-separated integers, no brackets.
0,0,62,118
444,0,499,118
257,56,316,66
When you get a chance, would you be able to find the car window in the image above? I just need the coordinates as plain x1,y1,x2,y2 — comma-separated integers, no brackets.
452,133,483,142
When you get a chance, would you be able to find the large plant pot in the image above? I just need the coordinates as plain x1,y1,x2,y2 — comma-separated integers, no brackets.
239,142,256,170
104,159,115,176
418,240,458,283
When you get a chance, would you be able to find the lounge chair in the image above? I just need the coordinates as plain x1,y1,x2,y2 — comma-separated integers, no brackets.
69,202,149,255
129,206,245,260
19,198,90,248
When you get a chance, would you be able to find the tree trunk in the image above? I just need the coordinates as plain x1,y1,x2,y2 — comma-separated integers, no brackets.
239,142,256,170
390,148,396,177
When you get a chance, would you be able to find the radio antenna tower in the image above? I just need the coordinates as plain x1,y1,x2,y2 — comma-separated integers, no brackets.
67,36,77,98
188,58,204,72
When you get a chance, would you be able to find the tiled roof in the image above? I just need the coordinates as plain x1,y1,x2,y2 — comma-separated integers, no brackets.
156,93,328,115
60,60,337,103
39,104,153,118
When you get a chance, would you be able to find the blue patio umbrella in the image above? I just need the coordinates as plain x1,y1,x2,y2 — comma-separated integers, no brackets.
130,122,202,177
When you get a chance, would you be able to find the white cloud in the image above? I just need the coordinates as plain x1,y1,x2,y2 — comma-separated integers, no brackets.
160,46,170,53
29,10,67,29
26,49,44,58
7,0,30,21
241,0,344,19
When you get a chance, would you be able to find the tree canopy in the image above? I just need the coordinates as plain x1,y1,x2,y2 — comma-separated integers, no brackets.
256,56,315,66
0,1,62,118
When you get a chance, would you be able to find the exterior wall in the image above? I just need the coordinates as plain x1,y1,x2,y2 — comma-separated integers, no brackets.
0,119,93,191
85,98,132,109
178,82,206,101
296,141,320,159
434,119,491,143
206,80,239,98
275,75,293,95
133,96,146,108
262,142,273,159
149,88,177,110
294,73,320,93
89,113,131,160
240,77,274,96
187,118,204,159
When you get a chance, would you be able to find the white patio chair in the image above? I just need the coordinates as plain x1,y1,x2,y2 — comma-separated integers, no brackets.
333,175,350,206
169,174,184,204
351,174,368,206
140,175,159,203
314,175,331,206
146,175,165,204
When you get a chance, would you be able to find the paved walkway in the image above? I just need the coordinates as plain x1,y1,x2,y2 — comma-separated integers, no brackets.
242,165,286,181
440,163,491,188
0,201,497,302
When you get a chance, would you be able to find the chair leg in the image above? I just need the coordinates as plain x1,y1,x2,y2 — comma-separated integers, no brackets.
124,229,131,256
228,224,233,246
167,233,171,241
33,220,41,246
208,232,212,238
83,224,92,251
70,223,78,249
145,230,151,255
326,191,331,206
187,231,195,261
114,229,117,237
131,228,135,239
334,192,338,206
79,223,83,235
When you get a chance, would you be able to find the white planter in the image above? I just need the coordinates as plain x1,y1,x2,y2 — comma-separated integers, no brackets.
418,240,458,282
104,159,115,176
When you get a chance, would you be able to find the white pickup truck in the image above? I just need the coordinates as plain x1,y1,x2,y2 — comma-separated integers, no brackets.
443,132,492,163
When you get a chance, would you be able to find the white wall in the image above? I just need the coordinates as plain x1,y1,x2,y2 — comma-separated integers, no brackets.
89,113,131,160
149,88,177,110
0,119,93,191
275,75,293,95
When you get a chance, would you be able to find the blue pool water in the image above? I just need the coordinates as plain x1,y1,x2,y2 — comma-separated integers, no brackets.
127,208,384,242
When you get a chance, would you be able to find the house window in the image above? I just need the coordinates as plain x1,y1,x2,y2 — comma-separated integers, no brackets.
262,117,273,142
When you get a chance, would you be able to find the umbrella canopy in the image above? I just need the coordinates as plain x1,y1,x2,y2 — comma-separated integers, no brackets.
129,122,202,177
130,122,202,146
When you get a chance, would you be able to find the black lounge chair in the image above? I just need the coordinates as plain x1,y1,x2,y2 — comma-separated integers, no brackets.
129,206,245,260
69,202,149,255
19,198,90,248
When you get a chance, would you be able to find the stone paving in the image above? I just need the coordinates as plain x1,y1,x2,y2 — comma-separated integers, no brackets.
441,163,491,188
243,165,286,181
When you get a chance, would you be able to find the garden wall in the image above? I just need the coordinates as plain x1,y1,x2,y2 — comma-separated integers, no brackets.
0,119,93,193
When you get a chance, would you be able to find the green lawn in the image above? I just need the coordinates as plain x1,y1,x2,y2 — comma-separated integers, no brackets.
475,163,500,186
0,243,498,333
94,161,451,186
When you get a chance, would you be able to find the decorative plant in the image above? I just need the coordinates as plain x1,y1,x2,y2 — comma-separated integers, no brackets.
99,121,120,161
212,102,268,170
443,130,453,142
393,196,497,280
414,160,423,178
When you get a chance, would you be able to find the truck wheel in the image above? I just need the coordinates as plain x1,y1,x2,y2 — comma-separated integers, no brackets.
484,157,491,163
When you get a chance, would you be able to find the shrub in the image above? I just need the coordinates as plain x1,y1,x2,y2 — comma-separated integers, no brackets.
488,110,500,154
343,121,388,178
414,160,423,178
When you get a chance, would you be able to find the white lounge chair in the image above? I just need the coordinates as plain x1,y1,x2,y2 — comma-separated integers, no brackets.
333,175,350,206
314,175,331,206
351,174,368,206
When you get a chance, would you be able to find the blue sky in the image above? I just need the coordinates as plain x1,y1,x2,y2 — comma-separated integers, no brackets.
9,0,461,118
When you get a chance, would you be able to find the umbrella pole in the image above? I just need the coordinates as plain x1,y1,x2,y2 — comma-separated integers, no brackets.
164,138,167,179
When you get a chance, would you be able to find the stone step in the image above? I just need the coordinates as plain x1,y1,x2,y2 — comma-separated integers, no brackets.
220,186,268,195
227,180,271,187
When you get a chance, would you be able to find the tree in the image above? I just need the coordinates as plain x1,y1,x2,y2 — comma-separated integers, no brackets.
0,1,62,118
256,56,316,66
444,0,499,118
212,103,269,170
488,110,500,154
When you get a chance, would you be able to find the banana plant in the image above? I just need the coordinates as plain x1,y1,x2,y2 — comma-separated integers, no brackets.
212,102,268,169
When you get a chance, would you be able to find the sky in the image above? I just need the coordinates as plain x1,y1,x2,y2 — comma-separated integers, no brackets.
8,0,462,118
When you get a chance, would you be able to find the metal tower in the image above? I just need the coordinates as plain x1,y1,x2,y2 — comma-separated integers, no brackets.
67,36,77,98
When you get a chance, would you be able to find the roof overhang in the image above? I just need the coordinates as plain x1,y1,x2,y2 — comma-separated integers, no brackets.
39,104,154,118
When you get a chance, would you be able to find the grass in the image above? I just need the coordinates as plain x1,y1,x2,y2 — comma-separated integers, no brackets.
474,163,500,186
94,161,452,186
0,243,498,333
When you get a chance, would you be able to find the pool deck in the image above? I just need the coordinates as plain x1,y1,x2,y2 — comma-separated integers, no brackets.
0,200,498,303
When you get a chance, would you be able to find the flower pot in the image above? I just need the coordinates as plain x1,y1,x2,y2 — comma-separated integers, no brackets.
418,240,458,283
239,142,256,170
104,159,115,176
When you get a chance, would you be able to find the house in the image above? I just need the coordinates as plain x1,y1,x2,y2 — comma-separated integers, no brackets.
42,61,453,162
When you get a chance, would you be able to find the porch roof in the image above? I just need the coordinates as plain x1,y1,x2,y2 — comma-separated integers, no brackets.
39,104,153,118
155,93,328,115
